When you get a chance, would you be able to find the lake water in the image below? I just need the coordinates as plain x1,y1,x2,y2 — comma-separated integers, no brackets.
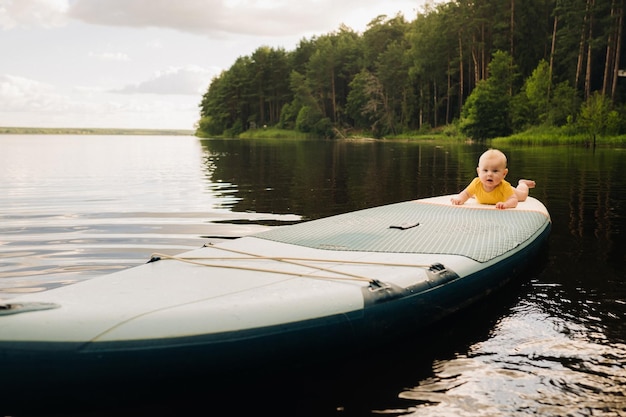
1,135,625,416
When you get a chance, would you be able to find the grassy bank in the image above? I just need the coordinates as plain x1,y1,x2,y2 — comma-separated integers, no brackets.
491,126,626,147
238,127,454,142
0,127,195,136
237,127,316,139
200,124,626,147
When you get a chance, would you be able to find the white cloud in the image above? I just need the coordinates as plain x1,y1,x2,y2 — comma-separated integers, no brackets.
2,0,430,35
66,0,423,36
0,0,69,29
146,39,163,49
0,73,200,129
88,51,131,61
116,65,217,95
0,74,67,111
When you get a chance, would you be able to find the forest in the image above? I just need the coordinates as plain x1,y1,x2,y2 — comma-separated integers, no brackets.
196,0,625,141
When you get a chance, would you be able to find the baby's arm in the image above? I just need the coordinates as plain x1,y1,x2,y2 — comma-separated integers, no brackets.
496,194,518,209
451,189,471,205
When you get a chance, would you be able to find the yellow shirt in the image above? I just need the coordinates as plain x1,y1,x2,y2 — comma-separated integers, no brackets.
466,177,514,204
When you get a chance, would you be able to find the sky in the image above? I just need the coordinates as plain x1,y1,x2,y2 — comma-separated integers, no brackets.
0,0,437,130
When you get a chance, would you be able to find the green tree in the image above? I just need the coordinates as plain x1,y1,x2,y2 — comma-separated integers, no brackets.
361,15,411,134
578,91,612,146
249,46,292,127
303,28,362,127
375,40,412,134
197,75,228,137
408,7,456,128
346,70,375,130
523,60,552,124
280,71,318,131
362,14,407,71
295,106,333,137
510,0,554,78
548,81,580,126
460,51,517,140
346,70,387,137
511,59,581,131
511,59,551,128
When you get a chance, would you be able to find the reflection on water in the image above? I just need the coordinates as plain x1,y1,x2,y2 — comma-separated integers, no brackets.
0,135,298,298
399,298,626,416
1,135,625,416
200,138,467,219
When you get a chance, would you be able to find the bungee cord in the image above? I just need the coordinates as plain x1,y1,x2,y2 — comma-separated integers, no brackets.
149,244,432,285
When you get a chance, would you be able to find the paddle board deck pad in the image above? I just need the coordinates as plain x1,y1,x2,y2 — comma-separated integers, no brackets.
0,195,551,398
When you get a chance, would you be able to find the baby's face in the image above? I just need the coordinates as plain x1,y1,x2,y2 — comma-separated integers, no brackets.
476,155,508,190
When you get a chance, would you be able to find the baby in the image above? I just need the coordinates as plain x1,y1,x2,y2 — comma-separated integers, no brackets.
451,149,535,210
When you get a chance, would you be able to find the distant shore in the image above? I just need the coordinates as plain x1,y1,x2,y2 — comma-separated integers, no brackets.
0,127,195,136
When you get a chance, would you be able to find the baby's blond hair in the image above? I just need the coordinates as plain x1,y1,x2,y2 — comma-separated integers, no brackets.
478,149,507,168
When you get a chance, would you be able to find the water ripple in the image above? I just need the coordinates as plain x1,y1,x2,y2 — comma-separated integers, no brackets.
397,302,626,416
0,210,298,299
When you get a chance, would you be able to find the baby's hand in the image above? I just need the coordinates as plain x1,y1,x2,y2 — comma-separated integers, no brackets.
495,202,507,209
451,196,463,205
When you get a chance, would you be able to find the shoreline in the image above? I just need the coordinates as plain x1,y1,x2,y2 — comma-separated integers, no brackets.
0,127,195,136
